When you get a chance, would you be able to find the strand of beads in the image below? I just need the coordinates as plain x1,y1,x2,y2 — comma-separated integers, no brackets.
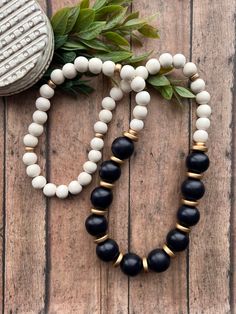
85,53,212,276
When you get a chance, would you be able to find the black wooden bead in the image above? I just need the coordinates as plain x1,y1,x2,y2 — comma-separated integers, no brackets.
147,249,170,273
99,160,121,183
181,178,205,200
120,253,143,276
85,214,108,236
111,137,134,160
91,187,113,209
96,239,119,262
177,205,200,226
186,152,209,173
166,229,189,252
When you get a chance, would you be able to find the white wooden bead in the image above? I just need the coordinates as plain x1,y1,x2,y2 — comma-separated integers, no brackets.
145,58,160,75
183,62,197,77
196,104,212,118
74,56,89,73
35,97,51,111
26,164,41,177
90,137,104,150
131,76,146,92
39,84,54,99
83,161,97,174
88,57,103,74
62,63,77,79
190,78,206,94
120,65,135,80
94,121,108,134
101,97,116,110
99,109,113,123
102,60,115,77
159,53,173,68
196,117,210,130
193,130,208,143
23,152,38,165
32,176,47,189
56,185,69,199
33,110,48,124
173,54,186,69
120,80,132,93
135,91,151,106
28,123,44,137
68,181,82,195
130,119,144,132
23,134,38,147
50,69,65,85
133,105,148,119
196,91,211,104
43,183,57,197
135,66,149,80
110,87,123,101
78,172,92,186
88,150,102,163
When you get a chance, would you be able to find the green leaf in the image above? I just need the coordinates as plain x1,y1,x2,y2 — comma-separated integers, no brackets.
148,74,170,87
73,8,95,31
119,18,146,31
95,51,132,62
51,8,70,35
173,86,196,98
93,0,107,10
138,24,159,38
159,85,173,100
95,5,123,19
123,11,139,23
58,51,77,63
65,6,80,33
80,0,90,9
128,51,153,64
80,38,111,52
103,7,127,30
54,35,68,49
62,40,86,51
77,21,106,40
103,31,130,46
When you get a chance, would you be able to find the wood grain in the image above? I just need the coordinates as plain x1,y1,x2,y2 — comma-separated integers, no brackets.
0,97,4,313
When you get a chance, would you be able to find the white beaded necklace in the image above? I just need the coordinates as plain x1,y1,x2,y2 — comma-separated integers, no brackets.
22,53,211,199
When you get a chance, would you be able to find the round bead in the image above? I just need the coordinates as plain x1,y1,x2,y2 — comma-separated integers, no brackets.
196,117,210,130
28,123,44,137
56,185,69,199
68,181,82,195
177,205,200,227
99,160,121,183
183,62,198,77
94,121,108,134
130,76,146,92
120,80,132,93
102,60,115,77
196,91,211,104
85,214,108,236
110,87,123,101
88,150,102,163
133,105,148,120
112,137,134,160
99,109,112,123
186,152,209,173
22,152,37,165
83,161,97,174
50,69,65,85
147,249,170,272
26,164,41,177
120,65,135,80
78,172,92,186
43,183,57,197
88,57,103,74
39,84,54,99
33,110,48,124
91,187,113,209
193,130,208,143
181,178,205,200
172,54,186,69
166,229,189,252
90,137,104,150
196,104,212,118
120,253,143,277
145,58,161,75
74,56,89,73
62,63,77,79
135,91,151,106
129,119,144,132
96,239,119,262
32,176,46,189
23,134,38,147
135,66,149,80
190,78,206,94
159,53,173,68
35,97,51,111
101,97,116,110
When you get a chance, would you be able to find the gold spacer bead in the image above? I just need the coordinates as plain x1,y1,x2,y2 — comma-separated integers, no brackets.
48,80,57,89
100,181,114,189
192,145,208,152
25,146,34,152
142,257,149,272
123,131,138,142
110,156,124,164
94,234,109,244
113,252,123,267
163,244,175,258
129,129,138,137
190,73,200,81
187,172,203,180
181,199,199,206
91,208,107,216
176,223,191,233
115,64,122,72
95,133,104,139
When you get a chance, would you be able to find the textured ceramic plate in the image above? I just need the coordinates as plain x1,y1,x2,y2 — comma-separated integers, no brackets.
0,0,54,96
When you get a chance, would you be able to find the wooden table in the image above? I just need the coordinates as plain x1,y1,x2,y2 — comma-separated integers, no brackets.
0,0,235,313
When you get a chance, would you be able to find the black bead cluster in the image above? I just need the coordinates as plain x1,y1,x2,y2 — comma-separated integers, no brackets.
85,136,210,277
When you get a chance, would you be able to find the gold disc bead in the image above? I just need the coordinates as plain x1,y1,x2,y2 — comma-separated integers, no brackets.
100,181,114,189
142,257,149,272
187,172,203,180
25,146,34,152
47,80,57,89
181,199,199,206
192,142,208,152
163,244,175,258
123,131,138,142
95,133,104,139
94,234,109,244
190,73,200,81
115,64,122,72
113,252,123,267
91,208,107,216
129,129,138,137
176,223,191,233
110,156,124,165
